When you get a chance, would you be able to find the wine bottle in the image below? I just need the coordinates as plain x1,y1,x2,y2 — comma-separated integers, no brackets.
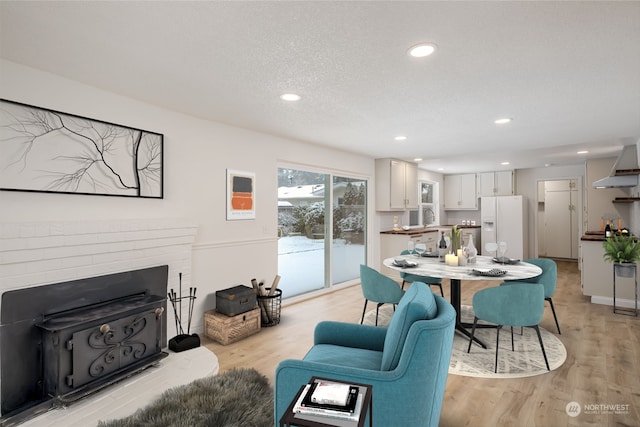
604,220,612,238
438,231,447,262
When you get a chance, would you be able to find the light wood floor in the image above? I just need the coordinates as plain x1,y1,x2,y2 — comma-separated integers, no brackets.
202,261,639,427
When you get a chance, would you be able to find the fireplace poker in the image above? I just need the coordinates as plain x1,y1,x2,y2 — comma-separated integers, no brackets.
179,273,183,335
168,290,177,334
168,288,183,334
187,287,195,334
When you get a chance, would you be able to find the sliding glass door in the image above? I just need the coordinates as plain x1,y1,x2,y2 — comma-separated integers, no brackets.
332,176,366,285
277,167,367,298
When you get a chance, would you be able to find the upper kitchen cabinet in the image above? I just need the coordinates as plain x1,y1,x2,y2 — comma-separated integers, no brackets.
477,170,514,197
444,174,477,210
375,159,418,211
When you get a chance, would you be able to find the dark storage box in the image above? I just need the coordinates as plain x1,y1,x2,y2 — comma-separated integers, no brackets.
215,285,257,316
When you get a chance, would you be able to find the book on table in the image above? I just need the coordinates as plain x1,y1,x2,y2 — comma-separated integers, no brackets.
309,380,354,406
302,381,359,411
293,382,364,422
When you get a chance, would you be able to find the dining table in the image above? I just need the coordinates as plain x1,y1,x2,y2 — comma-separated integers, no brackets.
383,254,542,348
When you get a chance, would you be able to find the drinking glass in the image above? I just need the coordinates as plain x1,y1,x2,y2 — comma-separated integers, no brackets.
414,243,427,257
407,240,415,255
498,241,508,259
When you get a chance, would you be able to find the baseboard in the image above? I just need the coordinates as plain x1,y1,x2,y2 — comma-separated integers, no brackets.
590,295,638,309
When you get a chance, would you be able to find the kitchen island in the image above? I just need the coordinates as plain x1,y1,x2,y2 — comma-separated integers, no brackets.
580,232,637,307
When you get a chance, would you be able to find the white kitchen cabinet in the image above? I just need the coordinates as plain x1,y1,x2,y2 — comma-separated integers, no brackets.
375,159,418,211
379,230,438,279
444,174,477,210
477,171,514,197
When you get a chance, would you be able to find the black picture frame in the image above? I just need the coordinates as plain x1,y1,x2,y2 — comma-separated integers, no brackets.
0,99,164,198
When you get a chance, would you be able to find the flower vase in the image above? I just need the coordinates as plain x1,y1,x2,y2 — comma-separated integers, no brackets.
466,234,478,263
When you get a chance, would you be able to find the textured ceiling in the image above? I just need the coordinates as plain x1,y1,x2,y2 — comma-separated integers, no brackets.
1,1,639,173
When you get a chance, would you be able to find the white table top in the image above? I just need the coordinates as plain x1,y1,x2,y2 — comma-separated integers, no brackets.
383,255,542,282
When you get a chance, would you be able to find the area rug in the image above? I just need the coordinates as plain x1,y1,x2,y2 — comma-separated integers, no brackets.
97,368,273,427
362,305,566,379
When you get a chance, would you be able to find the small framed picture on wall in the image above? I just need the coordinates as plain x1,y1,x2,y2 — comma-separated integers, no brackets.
226,169,256,220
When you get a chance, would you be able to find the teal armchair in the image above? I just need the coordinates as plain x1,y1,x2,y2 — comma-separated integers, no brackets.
274,282,456,427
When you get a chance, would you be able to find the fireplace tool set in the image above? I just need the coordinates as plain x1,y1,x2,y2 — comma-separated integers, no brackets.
168,272,201,352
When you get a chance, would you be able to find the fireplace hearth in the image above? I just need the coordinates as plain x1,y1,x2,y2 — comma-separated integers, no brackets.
0,266,169,426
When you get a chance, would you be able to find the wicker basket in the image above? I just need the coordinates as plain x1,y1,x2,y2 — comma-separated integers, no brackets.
204,307,260,345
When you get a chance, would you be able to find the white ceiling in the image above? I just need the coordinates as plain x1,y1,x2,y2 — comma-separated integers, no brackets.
1,1,639,174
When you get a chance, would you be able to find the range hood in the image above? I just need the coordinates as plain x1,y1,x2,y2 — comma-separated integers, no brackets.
592,144,640,188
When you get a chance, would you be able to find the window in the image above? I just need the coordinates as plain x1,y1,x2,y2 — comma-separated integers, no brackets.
410,181,439,226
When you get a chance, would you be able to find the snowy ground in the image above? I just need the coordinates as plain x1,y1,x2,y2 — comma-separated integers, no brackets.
278,236,365,298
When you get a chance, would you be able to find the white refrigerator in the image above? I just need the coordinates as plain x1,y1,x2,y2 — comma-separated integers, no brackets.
480,195,527,260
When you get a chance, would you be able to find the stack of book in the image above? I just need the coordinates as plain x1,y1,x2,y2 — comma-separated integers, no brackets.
293,380,364,422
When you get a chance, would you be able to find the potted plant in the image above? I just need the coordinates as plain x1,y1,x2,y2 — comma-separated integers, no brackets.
603,234,640,278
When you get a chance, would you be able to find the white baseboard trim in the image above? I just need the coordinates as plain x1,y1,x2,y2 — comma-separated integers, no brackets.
590,295,638,309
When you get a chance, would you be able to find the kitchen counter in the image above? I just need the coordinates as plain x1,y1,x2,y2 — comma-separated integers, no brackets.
580,231,636,242
380,225,480,235
380,227,438,236
581,231,607,242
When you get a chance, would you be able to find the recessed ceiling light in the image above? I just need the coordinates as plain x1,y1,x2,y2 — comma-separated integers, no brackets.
280,93,301,101
545,163,552,167
408,43,437,58
394,136,407,141
413,158,423,162
494,118,512,124
501,161,510,166
577,150,588,154
437,167,444,171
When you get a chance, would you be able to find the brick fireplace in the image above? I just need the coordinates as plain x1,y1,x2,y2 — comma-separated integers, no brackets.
0,219,197,424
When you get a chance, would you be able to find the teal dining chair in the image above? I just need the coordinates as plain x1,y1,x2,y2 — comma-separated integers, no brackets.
359,264,405,326
467,283,550,373
399,250,444,296
501,258,560,334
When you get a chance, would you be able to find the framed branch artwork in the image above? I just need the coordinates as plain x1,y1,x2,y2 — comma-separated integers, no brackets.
226,169,256,220
0,99,163,198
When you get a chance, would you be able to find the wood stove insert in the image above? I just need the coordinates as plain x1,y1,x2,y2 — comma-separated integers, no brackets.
0,266,168,426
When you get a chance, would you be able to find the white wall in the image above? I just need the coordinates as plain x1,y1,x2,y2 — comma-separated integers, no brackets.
0,60,376,329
